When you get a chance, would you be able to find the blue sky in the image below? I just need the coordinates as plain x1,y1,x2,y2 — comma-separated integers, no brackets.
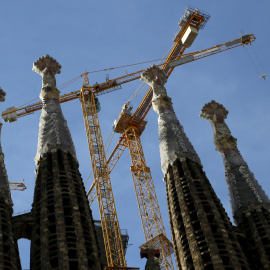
0,1,269,269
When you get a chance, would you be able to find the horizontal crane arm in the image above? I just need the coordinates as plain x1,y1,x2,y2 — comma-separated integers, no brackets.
130,34,255,127
109,34,255,175
2,34,255,123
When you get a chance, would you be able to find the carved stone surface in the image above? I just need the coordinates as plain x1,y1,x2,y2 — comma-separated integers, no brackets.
200,100,270,224
165,158,251,270
144,257,161,270
33,55,77,165
201,100,270,269
141,65,201,174
31,150,103,270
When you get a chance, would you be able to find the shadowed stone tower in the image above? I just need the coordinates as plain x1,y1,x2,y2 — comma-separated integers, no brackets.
30,55,102,270
200,100,270,269
0,87,21,269
141,66,251,270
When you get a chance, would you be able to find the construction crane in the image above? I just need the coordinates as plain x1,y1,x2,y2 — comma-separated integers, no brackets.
88,13,255,270
102,7,209,269
1,7,255,270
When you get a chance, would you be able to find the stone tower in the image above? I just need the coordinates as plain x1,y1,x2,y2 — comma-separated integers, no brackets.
141,65,251,270
30,55,102,270
0,87,21,269
200,100,270,269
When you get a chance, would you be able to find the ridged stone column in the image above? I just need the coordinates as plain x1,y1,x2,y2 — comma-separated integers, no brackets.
30,55,102,270
200,100,270,269
0,88,21,269
141,66,251,270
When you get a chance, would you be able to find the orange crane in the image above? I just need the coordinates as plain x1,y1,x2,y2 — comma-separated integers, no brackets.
103,8,209,268
1,8,255,270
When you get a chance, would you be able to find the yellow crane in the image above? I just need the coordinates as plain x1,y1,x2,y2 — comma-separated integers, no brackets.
1,7,255,270
88,13,255,270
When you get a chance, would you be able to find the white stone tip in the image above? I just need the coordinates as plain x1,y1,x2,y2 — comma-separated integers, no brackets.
32,55,62,75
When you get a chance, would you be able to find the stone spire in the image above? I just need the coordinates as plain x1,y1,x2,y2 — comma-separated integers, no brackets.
141,67,251,270
0,87,12,205
141,65,201,174
200,100,270,224
33,55,77,165
30,56,102,269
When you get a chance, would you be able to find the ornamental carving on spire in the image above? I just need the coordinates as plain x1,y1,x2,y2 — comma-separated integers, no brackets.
34,55,77,165
200,100,270,224
141,65,200,174
200,100,237,152
33,55,61,102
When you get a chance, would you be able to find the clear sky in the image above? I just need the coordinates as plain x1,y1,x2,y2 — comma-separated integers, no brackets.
0,1,269,269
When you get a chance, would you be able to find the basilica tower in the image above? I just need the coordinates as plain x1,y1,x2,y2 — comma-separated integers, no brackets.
141,66,250,270
201,100,270,269
30,55,102,270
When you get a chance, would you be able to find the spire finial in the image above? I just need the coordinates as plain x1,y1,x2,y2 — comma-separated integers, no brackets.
33,55,62,101
200,100,270,224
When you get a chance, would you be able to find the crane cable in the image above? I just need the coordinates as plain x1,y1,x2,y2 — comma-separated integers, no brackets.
58,75,83,89
17,76,83,109
16,56,171,110
250,45,266,79
244,44,266,79
84,57,172,75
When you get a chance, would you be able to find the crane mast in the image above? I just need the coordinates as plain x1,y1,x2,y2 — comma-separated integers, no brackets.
110,7,211,269
80,74,126,267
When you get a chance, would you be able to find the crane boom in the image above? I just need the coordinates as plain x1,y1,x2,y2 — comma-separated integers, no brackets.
1,35,254,123
124,34,255,130
107,34,255,174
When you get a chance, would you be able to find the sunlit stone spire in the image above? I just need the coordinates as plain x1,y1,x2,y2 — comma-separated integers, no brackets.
200,100,270,224
31,56,102,269
141,68,250,270
141,65,201,174
33,55,77,165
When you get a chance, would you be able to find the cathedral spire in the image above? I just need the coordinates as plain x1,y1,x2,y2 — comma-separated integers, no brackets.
141,67,250,269
33,55,77,165
30,56,102,269
200,100,270,224
141,65,201,174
